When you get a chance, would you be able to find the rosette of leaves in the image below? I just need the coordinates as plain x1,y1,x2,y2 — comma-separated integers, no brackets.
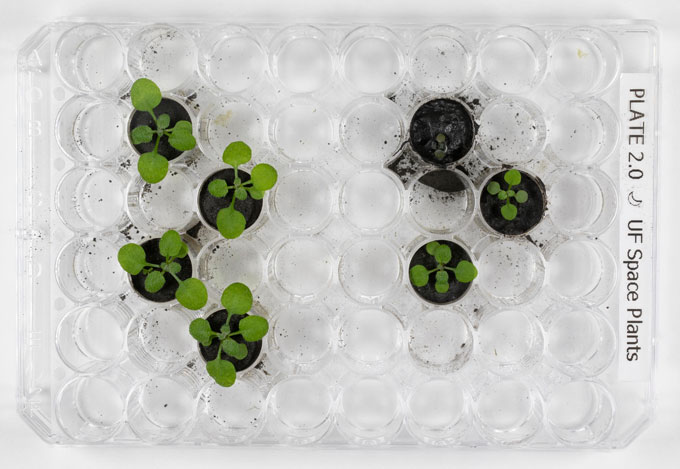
409,241,478,293
129,78,196,183
189,283,269,387
486,169,528,221
208,141,277,239
117,230,208,310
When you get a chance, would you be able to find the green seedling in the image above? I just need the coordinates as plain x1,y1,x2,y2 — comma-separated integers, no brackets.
189,283,269,387
486,169,529,221
409,241,478,294
117,230,207,310
207,141,277,239
432,133,448,161
129,78,196,184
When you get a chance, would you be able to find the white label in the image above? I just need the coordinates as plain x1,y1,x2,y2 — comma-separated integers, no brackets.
617,73,656,382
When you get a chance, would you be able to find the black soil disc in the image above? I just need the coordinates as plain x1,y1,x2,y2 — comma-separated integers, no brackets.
130,238,193,303
198,168,263,231
199,310,263,372
480,170,546,236
409,98,476,166
409,240,473,304
418,169,468,193
129,97,192,161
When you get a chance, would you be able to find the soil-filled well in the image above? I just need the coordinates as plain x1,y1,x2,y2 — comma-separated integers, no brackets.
409,240,474,304
130,237,193,303
129,97,192,161
199,309,263,372
198,168,264,232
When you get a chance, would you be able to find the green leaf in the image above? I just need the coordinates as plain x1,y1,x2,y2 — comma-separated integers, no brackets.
434,244,452,265
223,339,248,360
144,270,166,293
117,243,147,275
515,190,528,203
498,190,508,200
234,187,247,201
435,281,449,293
239,315,269,342
176,243,188,259
222,141,252,167
435,270,449,284
156,113,170,130
487,181,501,195
206,358,236,387
504,169,522,186
131,125,154,144
507,189,516,197
189,318,215,347
425,241,440,256
175,278,208,310
221,282,253,316
168,120,196,151
247,188,264,200
501,203,518,221
208,179,229,198
435,133,446,144
454,260,478,283
434,149,446,160
216,207,246,239
409,265,429,287
138,151,168,184
159,230,183,258
130,78,162,112
166,261,181,275
250,164,278,191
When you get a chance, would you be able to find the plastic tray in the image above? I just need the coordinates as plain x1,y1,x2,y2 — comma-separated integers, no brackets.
16,20,659,447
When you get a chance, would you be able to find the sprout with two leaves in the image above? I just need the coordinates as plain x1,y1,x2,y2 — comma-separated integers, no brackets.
486,169,528,221
189,283,269,387
409,241,478,294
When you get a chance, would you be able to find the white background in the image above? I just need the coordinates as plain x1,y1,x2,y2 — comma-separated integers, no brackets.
1,0,679,467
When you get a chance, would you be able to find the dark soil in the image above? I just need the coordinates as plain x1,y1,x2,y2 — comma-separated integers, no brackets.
418,169,467,193
409,240,473,304
409,98,476,166
129,97,191,161
199,309,263,372
480,170,546,236
198,168,263,231
130,238,192,303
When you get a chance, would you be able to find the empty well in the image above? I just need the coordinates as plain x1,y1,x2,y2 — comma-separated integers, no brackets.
408,169,475,234
340,170,402,232
340,96,404,164
268,376,333,444
406,378,469,446
478,26,547,95
338,239,402,304
269,25,334,94
198,25,266,94
340,26,405,95
269,98,335,163
198,379,266,444
56,167,127,232
197,236,265,295
545,380,614,446
198,98,266,159
55,23,126,93
407,308,473,374
473,378,543,445
56,301,132,373
269,305,334,372
338,308,403,374
337,376,403,445
271,168,334,232
127,24,197,91
270,237,335,301
477,238,545,305
543,306,616,377
410,26,476,94
477,97,546,165
546,238,616,305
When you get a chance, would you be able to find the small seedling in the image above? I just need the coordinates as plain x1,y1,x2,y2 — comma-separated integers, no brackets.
189,283,269,387
432,133,448,161
117,230,207,310
409,241,478,294
129,78,197,184
486,169,528,221
207,141,277,239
